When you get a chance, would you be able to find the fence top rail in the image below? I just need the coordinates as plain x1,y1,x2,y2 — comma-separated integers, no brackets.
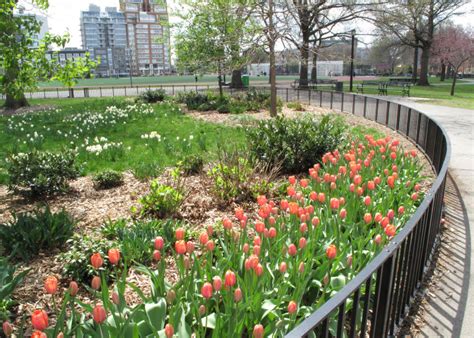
284,91,451,337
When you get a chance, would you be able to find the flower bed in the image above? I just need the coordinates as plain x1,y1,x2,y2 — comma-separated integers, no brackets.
2,133,424,337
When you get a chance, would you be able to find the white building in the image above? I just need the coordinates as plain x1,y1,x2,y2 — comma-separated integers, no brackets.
16,6,49,48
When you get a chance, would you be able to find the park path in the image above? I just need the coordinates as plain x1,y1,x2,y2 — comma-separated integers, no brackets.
389,99,474,337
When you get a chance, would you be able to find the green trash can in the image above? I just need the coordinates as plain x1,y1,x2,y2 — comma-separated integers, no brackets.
241,74,249,88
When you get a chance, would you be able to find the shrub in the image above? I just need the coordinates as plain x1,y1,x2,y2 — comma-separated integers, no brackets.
132,162,162,181
136,89,167,103
6,149,79,196
287,101,305,111
247,115,346,174
92,170,124,189
59,234,115,284
139,180,184,218
0,258,29,321
0,207,75,261
176,155,204,175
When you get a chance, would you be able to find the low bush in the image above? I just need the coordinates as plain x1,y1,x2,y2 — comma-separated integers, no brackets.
59,234,116,284
176,154,204,175
287,101,305,111
92,170,124,189
0,207,75,261
247,115,346,174
136,89,167,103
0,258,29,321
132,162,162,181
139,180,184,218
6,149,79,196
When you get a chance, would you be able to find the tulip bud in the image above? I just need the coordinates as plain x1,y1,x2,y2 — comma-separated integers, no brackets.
90,253,103,269
154,236,164,250
91,276,101,290
323,274,330,286
175,227,185,240
153,250,161,262
346,255,353,267
199,304,206,316
31,309,49,331
374,234,382,245
108,248,120,265
166,290,176,304
2,321,13,336
253,324,264,338
298,262,305,273
234,288,242,302
212,276,222,291
165,323,174,338
279,262,287,273
69,281,79,297
111,291,120,305
93,305,107,324
44,276,58,295
57,332,64,338
288,301,297,314
201,282,213,299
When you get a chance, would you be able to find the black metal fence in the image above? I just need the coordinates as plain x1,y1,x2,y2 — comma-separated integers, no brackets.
271,88,450,338
5,85,449,337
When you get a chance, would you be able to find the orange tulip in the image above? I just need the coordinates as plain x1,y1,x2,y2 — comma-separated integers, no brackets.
154,236,164,250
326,244,337,260
2,321,13,336
253,324,264,338
90,253,103,269
108,248,120,265
288,301,297,314
31,331,47,338
31,309,48,331
91,276,101,290
224,270,236,288
44,276,58,295
92,304,107,324
201,282,213,299
165,323,174,338
175,240,186,255
69,281,79,297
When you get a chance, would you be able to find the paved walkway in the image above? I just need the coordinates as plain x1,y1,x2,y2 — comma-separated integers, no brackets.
391,99,474,337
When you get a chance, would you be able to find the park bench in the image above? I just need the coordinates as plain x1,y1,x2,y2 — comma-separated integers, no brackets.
387,81,411,96
291,79,338,90
357,81,387,95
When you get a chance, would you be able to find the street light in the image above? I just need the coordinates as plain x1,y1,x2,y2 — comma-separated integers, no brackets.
350,29,356,92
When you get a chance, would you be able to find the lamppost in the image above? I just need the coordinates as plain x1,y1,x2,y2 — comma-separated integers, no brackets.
350,29,356,92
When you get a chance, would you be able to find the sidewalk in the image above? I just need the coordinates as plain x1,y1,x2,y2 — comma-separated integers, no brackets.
391,99,474,337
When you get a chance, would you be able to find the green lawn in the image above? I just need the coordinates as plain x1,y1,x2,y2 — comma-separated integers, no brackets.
0,98,246,184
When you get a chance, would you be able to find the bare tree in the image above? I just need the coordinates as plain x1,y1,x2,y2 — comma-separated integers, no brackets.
371,0,466,86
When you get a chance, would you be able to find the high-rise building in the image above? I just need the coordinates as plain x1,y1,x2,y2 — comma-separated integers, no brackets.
80,5,127,76
119,0,171,75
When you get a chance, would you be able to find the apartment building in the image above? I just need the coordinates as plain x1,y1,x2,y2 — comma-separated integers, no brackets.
119,0,171,75
80,5,128,76
16,6,49,48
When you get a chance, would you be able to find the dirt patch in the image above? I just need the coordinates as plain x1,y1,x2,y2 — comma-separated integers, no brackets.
0,104,57,116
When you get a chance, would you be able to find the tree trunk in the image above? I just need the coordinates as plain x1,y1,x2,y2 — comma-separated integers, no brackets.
217,62,223,97
450,68,457,96
5,92,28,109
412,45,418,83
230,69,243,88
310,51,318,83
440,63,446,81
299,43,309,88
418,46,430,86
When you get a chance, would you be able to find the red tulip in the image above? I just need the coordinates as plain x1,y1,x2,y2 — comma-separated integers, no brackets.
318,193,325,203
255,221,265,233
205,240,215,251
288,176,296,185
235,207,245,220
398,206,405,214
414,183,420,191
330,198,339,209
224,270,236,288
212,276,222,291
69,281,79,296
108,248,120,265
387,209,395,220
90,253,103,269
186,241,195,254
253,324,264,338
288,244,297,256
165,323,174,338
175,227,185,240
153,250,161,261
175,240,186,255
326,244,337,259
364,196,371,206
385,224,396,237
199,232,209,245
340,208,347,219
299,237,307,249
111,291,120,305
299,222,307,233
201,282,213,299
411,193,418,201
91,276,101,290
44,276,58,295
353,174,362,185
223,218,233,230
2,321,13,336
268,227,277,238
387,176,395,188
312,216,320,227
364,213,372,224
298,262,305,273
374,212,382,223
288,301,297,314
367,180,375,190
31,309,48,331
381,217,389,228
287,185,296,196
374,234,382,245
92,304,107,324
154,236,164,250
234,288,242,302
279,262,287,273
257,195,267,206
31,331,47,338
255,263,264,276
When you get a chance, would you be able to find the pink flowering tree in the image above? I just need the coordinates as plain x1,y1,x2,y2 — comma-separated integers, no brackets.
431,25,474,96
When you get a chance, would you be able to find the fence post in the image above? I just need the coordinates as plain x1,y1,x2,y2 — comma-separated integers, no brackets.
308,89,311,104
375,99,379,122
172,85,175,96
363,96,367,118
184,85,187,92
124,86,127,96
352,94,355,114
406,108,412,136
100,87,103,97
341,93,344,111
396,104,401,131
286,88,289,102
136,86,139,95
330,91,333,109
112,87,115,97
44,89,46,99
385,102,390,126
319,91,322,107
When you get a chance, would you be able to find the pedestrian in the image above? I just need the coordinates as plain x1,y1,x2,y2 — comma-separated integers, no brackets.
195,74,198,83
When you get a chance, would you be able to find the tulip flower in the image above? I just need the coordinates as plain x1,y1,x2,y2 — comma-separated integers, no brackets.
186,241,195,254
288,301,297,314
255,263,264,276
201,282,213,299
154,236,164,250
224,270,236,288
205,240,215,251
212,276,222,291
153,250,161,261
165,323,174,338
299,237,307,249
90,253,103,269
175,227,185,240
111,292,120,305
223,218,233,230
69,281,79,297
92,304,107,324
279,262,287,273
91,276,101,290
31,331,47,338
326,244,337,259
44,276,58,295
298,262,305,273
374,234,382,245
207,225,214,236
364,213,372,224
234,288,242,302
31,309,48,331
199,232,209,245
385,224,396,237
175,240,186,255
255,221,265,233
288,244,297,256
2,321,13,336
253,324,264,338
108,248,120,265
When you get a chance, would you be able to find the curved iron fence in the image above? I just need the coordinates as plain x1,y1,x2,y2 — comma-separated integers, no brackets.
274,88,450,338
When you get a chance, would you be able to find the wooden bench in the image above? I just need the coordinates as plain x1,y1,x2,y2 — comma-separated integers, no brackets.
357,81,387,95
292,79,337,90
387,81,411,97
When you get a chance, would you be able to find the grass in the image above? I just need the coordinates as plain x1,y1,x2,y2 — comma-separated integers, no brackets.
0,97,246,184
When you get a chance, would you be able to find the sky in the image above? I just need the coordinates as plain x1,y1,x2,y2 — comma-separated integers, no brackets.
19,0,474,51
